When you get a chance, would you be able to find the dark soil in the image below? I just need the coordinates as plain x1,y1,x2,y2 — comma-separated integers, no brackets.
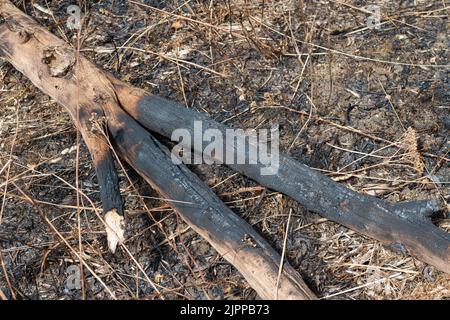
0,0,449,300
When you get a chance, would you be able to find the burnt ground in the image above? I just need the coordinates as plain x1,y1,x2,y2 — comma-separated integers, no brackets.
0,0,449,300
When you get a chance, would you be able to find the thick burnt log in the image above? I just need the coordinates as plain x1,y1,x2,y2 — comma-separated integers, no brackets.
108,77,450,274
0,0,315,300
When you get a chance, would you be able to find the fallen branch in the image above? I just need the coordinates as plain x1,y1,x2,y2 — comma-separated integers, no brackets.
0,0,315,300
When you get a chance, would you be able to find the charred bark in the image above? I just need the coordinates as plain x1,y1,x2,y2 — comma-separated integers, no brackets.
108,74,450,274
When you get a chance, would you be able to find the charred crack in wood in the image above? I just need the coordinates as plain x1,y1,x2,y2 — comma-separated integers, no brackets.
17,28,31,44
42,46,75,78
88,112,108,134
242,234,259,248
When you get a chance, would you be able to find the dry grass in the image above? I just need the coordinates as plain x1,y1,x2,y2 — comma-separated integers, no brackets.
0,0,449,300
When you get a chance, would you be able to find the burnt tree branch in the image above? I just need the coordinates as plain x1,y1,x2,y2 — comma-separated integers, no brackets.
109,78,450,274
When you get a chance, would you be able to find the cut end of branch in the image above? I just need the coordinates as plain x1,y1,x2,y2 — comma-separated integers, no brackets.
104,209,125,254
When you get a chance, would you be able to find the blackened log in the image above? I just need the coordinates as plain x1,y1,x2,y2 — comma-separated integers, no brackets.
109,78,450,274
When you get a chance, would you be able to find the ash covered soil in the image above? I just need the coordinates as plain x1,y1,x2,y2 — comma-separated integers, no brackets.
0,0,449,299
